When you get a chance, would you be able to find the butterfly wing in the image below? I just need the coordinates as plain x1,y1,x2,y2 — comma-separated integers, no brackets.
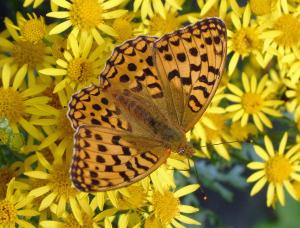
99,36,172,121
71,125,170,192
153,17,227,132
68,84,170,192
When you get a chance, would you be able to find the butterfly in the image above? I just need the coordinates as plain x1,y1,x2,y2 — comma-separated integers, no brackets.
68,17,227,192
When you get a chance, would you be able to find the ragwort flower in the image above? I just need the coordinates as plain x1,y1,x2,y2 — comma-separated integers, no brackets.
0,64,52,140
47,0,128,45
149,184,200,227
39,34,112,93
0,178,39,228
247,133,300,206
226,73,283,131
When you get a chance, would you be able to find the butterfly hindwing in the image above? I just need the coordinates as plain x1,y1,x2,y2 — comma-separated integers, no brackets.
153,17,227,131
71,125,170,192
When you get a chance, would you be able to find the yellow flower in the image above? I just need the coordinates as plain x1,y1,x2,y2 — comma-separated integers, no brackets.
0,15,55,76
134,0,182,21
143,1,187,36
0,178,39,227
112,14,140,43
198,0,242,19
47,0,128,45
249,0,278,16
227,5,277,75
0,162,24,199
247,132,300,206
39,34,112,93
23,0,58,9
293,181,300,200
229,121,257,142
6,12,47,43
260,6,300,59
25,151,87,224
150,184,200,227
285,78,300,114
0,64,53,140
40,197,117,227
226,73,283,131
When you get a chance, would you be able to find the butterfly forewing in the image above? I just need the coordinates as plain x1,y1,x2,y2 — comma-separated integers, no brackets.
153,17,227,131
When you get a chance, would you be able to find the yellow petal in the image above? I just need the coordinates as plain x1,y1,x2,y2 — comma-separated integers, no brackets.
17,209,39,217
264,135,275,156
247,170,265,183
250,177,267,196
16,219,35,228
228,52,240,75
201,0,217,16
176,214,201,225
39,192,58,211
102,0,124,10
278,132,288,155
39,68,67,76
247,162,265,170
51,0,71,9
253,114,263,131
98,23,118,37
69,35,80,58
57,195,67,216
19,117,44,140
102,9,127,19
49,20,72,35
25,171,50,179
12,64,28,90
266,183,275,207
47,11,70,18
40,221,64,228
174,184,199,198
276,183,285,205
228,83,243,96
254,145,269,161
69,197,83,225
2,64,11,89
242,73,250,92
91,28,104,45
179,205,199,213
283,180,297,200
29,185,51,197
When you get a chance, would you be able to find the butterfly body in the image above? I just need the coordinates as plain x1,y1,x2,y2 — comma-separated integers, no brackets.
106,87,185,146
68,17,227,192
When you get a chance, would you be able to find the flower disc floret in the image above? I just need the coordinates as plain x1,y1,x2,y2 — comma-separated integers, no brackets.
232,27,261,55
274,15,300,47
0,88,24,123
241,92,263,114
152,191,179,225
0,200,17,225
265,155,292,183
68,58,93,82
20,16,46,43
70,0,103,30
12,41,45,68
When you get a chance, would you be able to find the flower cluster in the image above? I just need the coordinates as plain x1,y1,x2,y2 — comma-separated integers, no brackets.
0,0,300,227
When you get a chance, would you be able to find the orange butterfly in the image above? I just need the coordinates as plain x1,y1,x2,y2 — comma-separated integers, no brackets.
68,17,227,192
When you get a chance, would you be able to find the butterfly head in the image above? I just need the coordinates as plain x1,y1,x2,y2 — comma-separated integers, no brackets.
177,142,194,158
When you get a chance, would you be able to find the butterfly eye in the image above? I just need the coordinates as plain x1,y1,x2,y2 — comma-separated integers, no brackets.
178,147,185,155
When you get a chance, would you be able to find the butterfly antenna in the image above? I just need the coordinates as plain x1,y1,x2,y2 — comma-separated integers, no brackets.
189,158,208,201
199,136,254,148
